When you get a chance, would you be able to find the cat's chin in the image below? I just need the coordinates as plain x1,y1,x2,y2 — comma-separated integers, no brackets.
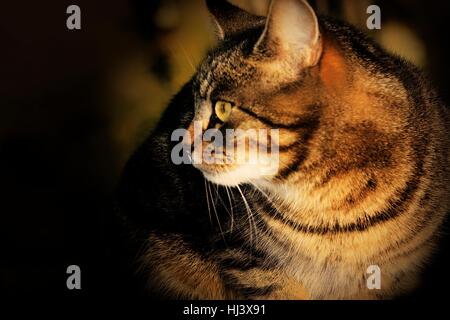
202,171,244,187
199,164,273,187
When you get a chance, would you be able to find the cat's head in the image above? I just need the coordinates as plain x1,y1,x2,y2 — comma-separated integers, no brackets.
186,0,326,187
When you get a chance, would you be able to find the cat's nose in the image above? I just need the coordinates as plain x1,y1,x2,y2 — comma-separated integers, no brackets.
183,119,205,149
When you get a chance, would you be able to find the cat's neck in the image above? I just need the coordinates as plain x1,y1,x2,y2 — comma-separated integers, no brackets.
252,179,316,217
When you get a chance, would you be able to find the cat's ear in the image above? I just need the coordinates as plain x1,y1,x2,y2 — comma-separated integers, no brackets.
254,0,322,67
206,0,265,40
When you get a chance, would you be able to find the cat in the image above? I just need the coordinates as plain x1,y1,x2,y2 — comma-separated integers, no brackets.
116,0,450,299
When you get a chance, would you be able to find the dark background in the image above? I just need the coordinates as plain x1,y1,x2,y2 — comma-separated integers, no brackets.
1,0,450,300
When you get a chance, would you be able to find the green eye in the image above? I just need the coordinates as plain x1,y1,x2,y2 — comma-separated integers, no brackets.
214,100,232,122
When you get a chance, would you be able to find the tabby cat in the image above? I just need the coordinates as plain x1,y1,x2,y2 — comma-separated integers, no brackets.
117,0,450,299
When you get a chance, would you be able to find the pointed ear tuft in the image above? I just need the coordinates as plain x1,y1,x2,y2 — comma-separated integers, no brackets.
254,0,322,67
206,0,266,40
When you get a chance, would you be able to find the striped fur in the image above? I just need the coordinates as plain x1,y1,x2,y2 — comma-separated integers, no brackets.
118,0,450,299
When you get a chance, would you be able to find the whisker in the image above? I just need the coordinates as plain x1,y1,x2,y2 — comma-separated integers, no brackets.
251,183,274,206
207,180,226,240
204,178,213,225
236,184,257,247
225,186,235,233
177,41,196,72
213,181,220,205
213,184,234,234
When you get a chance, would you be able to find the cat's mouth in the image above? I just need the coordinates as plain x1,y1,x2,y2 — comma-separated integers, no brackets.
194,161,279,187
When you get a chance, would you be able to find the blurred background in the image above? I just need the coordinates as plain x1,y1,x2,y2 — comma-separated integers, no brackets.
1,0,449,297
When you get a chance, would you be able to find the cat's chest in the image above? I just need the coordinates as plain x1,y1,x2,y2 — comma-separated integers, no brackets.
259,230,370,298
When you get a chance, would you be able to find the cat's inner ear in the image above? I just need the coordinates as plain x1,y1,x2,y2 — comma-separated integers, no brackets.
206,0,266,40
254,0,322,67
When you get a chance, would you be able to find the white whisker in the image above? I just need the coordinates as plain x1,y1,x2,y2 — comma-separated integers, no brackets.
225,186,235,233
204,178,212,225
207,180,226,240
236,184,257,247
177,42,196,72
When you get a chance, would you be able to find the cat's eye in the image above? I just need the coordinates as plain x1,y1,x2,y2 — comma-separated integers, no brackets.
214,100,232,122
